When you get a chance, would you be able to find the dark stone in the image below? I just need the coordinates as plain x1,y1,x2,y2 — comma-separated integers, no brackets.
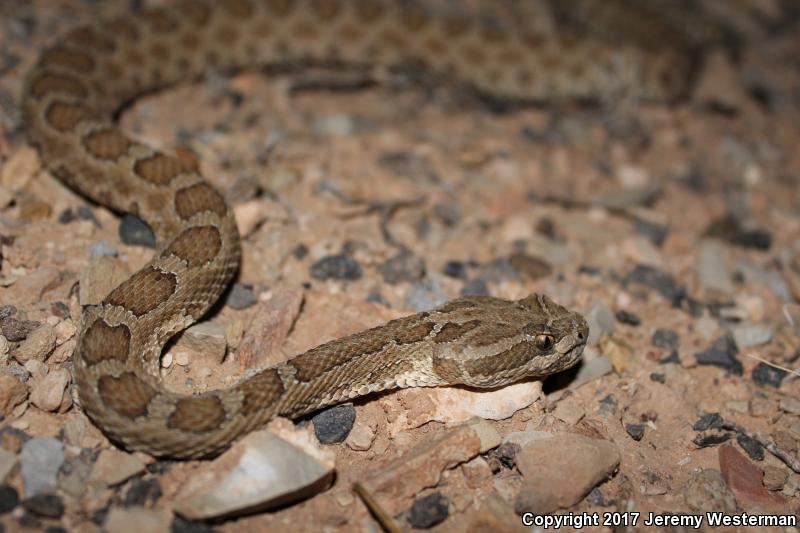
0,485,19,514
649,373,666,384
486,442,519,472
659,350,681,365
751,362,787,388
22,494,64,518
626,424,646,441
460,278,489,297
59,206,100,226
123,478,162,507
224,283,257,310
119,214,156,248
652,329,679,351
615,310,641,326
312,403,356,444
695,336,742,374
171,516,219,533
577,265,601,276
407,492,449,529
704,215,772,251
310,254,362,281
366,290,389,307
535,217,560,241
0,305,16,320
508,253,552,281
1,317,40,342
693,433,732,447
623,265,687,306
693,412,724,431
292,244,309,260
90,507,108,525
599,394,618,408
49,301,70,319
736,434,764,461
481,258,519,283
634,218,669,247
378,251,426,284
442,260,467,279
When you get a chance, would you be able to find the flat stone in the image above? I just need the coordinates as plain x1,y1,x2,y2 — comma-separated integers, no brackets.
313,403,356,444
695,336,742,374
683,469,737,513
359,423,482,516
20,437,64,497
88,449,146,487
174,429,335,520
178,321,227,363
237,288,302,368
513,432,620,515
13,324,56,363
718,443,787,512
104,507,170,533
732,323,773,350
29,367,71,412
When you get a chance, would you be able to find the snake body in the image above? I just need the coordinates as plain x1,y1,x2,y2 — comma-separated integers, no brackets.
18,0,710,459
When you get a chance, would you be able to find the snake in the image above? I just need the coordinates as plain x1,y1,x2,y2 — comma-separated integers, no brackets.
19,0,710,459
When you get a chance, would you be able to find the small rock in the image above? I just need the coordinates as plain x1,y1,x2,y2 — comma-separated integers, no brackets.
623,264,686,305
652,329,679,350
119,214,156,248
123,478,162,508
179,322,227,362
513,432,620,515
18,198,52,221
13,325,56,363
62,417,86,448
693,412,724,431
89,241,118,258
79,255,130,306
313,403,356,444
732,323,773,349
345,419,376,451
736,434,764,461
0,447,16,484
22,493,64,518
0,485,19,514
763,466,788,492
461,457,493,489
88,449,146,487
615,310,641,326
625,424,645,441
1,317,40,342
104,507,170,533
404,278,448,312
442,260,467,279
310,254,362,281
695,336,742,374
785,474,800,498
683,469,737,513
649,372,666,383
174,429,335,519
20,437,64,497
0,372,28,417
233,199,270,238
30,368,71,412
584,300,615,346
460,278,489,297
696,240,733,300
718,443,787,512
751,362,786,388
407,492,449,529
225,283,257,309
705,215,772,251
779,396,800,416
378,251,426,284
508,253,552,281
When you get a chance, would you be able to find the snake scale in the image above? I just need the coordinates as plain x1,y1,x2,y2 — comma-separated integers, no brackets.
19,0,711,459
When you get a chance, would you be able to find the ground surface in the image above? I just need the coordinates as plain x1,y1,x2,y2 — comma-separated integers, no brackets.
0,1,799,532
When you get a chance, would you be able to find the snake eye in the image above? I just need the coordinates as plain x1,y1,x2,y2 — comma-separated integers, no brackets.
534,334,554,351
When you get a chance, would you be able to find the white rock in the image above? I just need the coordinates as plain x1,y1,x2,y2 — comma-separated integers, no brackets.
173,430,335,519
732,323,773,349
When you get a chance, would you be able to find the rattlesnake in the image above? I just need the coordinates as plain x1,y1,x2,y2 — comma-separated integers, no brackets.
18,0,710,459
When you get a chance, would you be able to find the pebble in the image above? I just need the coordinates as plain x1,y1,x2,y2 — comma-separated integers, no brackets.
625,424,645,441
79,256,130,306
693,412,724,432
12,324,56,363
22,493,64,518
442,260,467,279
696,240,734,299
695,336,742,374
763,466,788,492
507,253,552,281
0,485,19,514
225,283,257,309
736,434,764,461
751,362,787,388
310,254,363,281
233,199,270,238
345,419,376,451
0,447,16,484
119,214,156,248
179,322,227,362
731,323,773,349
0,372,28,417
407,492,449,529
513,432,620,515
779,396,800,416
88,449,146,488
460,278,488,297
651,329,679,351
20,437,64,497
104,507,170,533
718,443,787,511
404,278,448,312
174,429,335,519
312,403,356,444
623,264,686,305
615,309,641,326
584,300,615,346
88,240,118,258
123,478,162,508
683,469,737,513
378,251,426,284
30,368,71,412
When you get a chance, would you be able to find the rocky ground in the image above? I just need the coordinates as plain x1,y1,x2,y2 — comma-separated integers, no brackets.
1,1,800,532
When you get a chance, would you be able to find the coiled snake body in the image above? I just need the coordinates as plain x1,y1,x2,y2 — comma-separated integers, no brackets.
18,0,710,458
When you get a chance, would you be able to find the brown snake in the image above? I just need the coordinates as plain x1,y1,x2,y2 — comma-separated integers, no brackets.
18,0,710,459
